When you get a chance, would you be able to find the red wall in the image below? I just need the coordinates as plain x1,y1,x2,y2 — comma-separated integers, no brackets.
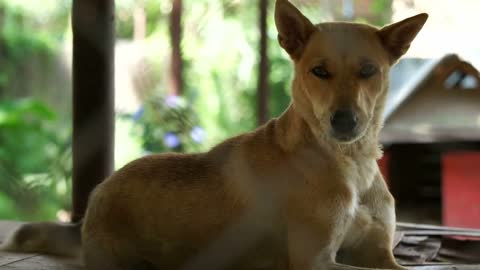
378,152,390,186
443,152,480,229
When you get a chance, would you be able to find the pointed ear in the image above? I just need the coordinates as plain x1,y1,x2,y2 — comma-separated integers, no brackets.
378,13,428,63
275,0,316,59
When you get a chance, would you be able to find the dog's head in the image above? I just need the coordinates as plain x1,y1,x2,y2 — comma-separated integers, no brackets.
275,0,427,144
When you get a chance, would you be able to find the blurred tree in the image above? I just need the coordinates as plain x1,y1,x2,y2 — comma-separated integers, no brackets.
0,1,64,99
116,0,165,39
133,1,147,40
321,0,392,26
169,0,184,95
257,0,270,125
0,98,71,220
0,0,72,221
0,0,397,221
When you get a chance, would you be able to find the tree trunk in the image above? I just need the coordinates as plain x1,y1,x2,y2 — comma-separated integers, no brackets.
169,0,183,96
133,4,147,40
71,0,114,222
257,0,270,125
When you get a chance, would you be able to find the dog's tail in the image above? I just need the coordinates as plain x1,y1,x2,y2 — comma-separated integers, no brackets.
0,221,82,257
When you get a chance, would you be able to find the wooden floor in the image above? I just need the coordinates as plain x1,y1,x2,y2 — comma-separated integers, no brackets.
0,220,478,270
0,221,84,270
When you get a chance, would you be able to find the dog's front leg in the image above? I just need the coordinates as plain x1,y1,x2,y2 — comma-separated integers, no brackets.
286,184,356,270
341,172,407,270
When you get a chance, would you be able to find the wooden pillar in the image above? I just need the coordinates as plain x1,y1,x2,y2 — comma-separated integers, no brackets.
257,0,269,126
71,0,115,222
169,0,183,96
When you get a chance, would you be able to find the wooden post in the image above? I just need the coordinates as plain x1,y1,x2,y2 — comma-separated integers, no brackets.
71,0,114,222
257,0,270,125
169,0,183,96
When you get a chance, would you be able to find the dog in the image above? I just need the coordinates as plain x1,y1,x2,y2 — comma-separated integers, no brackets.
1,1,427,269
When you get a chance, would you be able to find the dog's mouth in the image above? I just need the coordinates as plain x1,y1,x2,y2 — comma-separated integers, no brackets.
331,129,361,144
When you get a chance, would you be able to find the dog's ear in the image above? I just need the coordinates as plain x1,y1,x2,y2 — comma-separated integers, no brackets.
378,13,428,63
275,0,316,59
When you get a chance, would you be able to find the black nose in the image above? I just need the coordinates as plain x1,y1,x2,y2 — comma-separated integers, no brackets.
330,109,358,135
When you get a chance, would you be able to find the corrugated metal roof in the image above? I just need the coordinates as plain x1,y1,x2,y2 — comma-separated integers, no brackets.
381,54,480,143
384,55,460,121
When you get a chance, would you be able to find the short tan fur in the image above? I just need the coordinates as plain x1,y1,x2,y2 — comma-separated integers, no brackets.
1,1,427,269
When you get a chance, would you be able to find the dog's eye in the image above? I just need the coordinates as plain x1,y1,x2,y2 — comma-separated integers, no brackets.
311,66,331,79
359,63,377,79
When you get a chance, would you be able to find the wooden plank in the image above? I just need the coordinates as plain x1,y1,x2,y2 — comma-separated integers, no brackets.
411,265,480,270
397,222,480,233
394,231,405,248
1,220,479,269
0,252,37,267
402,236,430,245
0,254,84,270
0,222,38,268
400,230,480,238
0,222,85,269
438,238,480,263
394,237,441,264
0,221,22,242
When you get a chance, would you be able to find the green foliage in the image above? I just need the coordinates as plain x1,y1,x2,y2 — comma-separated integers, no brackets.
116,0,166,39
269,54,292,118
178,0,264,143
0,0,67,90
0,99,72,220
370,0,392,26
0,1,72,220
0,0,393,221
0,99,56,171
121,95,206,153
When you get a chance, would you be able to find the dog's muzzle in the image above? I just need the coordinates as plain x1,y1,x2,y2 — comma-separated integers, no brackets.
330,109,358,142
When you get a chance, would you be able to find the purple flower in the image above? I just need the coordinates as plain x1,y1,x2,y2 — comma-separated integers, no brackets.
163,132,181,148
132,106,144,121
190,126,206,143
164,95,182,108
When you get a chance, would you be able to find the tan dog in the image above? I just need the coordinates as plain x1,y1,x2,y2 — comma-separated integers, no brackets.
1,1,427,269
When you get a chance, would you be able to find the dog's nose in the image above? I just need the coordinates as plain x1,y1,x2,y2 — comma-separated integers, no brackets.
330,109,358,135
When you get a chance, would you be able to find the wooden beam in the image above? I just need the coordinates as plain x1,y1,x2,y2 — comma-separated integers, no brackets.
411,265,480,270
257,0,270,125
71,0,114,222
